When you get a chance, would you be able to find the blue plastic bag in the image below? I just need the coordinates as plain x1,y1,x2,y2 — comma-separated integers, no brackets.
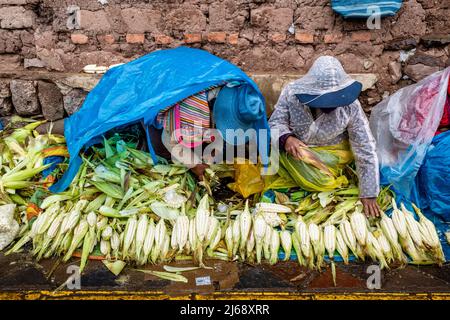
50,47,270,193
331,0,402,18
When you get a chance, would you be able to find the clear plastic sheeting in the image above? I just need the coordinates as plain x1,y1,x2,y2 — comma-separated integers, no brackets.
291,56,357,96
369,67,450,200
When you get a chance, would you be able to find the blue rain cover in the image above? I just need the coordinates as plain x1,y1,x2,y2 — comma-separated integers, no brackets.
50,47,270,193
331,0,403,18
418,131,450,222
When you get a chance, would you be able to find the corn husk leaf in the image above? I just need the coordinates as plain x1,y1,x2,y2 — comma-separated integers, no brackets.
102,260,126,276
136,269,188,283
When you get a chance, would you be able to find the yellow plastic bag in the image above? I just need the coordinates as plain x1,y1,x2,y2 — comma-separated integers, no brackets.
228,160,265,198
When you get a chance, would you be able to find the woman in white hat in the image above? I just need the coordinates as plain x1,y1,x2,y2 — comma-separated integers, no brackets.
269,56,381,217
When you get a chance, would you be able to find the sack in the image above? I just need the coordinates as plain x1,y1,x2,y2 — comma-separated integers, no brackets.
228,160,265,198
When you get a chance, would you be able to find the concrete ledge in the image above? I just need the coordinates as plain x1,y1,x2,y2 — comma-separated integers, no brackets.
0,70,378,112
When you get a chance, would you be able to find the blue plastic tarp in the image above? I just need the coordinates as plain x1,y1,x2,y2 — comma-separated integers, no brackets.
331,0,403,18
50,47,270,193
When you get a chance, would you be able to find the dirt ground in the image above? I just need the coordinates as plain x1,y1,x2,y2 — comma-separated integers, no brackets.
1,250,449,300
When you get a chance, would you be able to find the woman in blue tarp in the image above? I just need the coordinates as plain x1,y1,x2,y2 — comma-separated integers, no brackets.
49,47,270,193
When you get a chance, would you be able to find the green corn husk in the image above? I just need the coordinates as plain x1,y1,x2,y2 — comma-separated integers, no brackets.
279,152,348,192
136,269,188,283
85,193,107,213
91,180,124,199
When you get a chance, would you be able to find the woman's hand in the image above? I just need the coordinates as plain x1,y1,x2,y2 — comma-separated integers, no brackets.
360,198,381,217
284,136,308,159
190,163,210,181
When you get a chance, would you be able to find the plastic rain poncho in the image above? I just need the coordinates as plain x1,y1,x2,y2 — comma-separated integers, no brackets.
269,56,379,198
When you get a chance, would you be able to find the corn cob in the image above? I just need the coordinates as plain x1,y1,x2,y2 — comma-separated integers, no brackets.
269,230,280,265
142,219,155,263
255,202,291,213
239,201,252,256
62,207,81,234
135,214,148,261
260,211,283,227
123,215,137,259
232,218,241,257
206,216,219,247
225,223,233,259
151,218,166,263
339,219,358,258
160,234,170,262
86,211,97,228
171,221,179,251
209,223,222,252
401,203,423,248
63,219,88,262
195,195,210,243
391,200,408,239
308,223,322,269
96,216,109,240
366,232,388,269
375,231,394,263
189,218,197,256
246,230,256,263
335,229,349,264
110,231,120,259
101,226,113,241
291,231,306,267
176,215,189,252
324,224,336,259
350,210,368,246
280,230,292,261
100,239,111,258
254,214,266,264
263,224,272,261
296,220,311,260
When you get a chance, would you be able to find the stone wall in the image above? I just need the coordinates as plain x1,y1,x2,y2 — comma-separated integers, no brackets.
0,0,449,122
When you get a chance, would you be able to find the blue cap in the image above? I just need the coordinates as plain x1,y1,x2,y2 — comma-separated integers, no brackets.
295,81,362,108
213,85,265,145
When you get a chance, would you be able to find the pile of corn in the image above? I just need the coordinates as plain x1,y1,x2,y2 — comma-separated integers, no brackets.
0,119,446,279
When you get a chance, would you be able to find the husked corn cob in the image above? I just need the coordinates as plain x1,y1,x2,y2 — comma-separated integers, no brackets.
255,202,291,213
206,216,219,247
232,218,241,257
195,195,210,243
308,223,322,269
280,230,292,261
263,224,272,260
63,208,81,234
142,219,155,262
296,220,311,259
160,234,170,262
269,230,280,265
209,223,222,251
86,211,97,228
152,218,166,263
324,224,336,259
189,218,198,254
135,214,148,260
111,231,120,258
225,224,233,259
391,200,408,239
100,239,110,257
375,231,394,263
176,215,189,252
350,210,368,246
260,211,283,227
63,219,88,262
239,201,252,250
366,232,388,269
123,215,137,259
291,231,306,267
401,203,423,248
101,226,113,241
254,214,266,264
411,204,440,249
246,230,255,262
339,219,357,258
335,229,349,264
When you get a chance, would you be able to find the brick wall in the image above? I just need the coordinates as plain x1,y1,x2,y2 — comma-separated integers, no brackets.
0,0,449,121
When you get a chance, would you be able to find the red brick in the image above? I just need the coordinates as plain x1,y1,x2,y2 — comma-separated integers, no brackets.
270,33,286,43
207,32,227,43
97,34,115,44
126,33,145,44
154,35,173,45
227,33,239,45
70,33,88,44
183,33,202,44
295,32,314,44
351,31,372,42
324,33,343,44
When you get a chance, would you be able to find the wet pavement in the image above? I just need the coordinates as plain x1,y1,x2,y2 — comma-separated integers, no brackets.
1,251,449,299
